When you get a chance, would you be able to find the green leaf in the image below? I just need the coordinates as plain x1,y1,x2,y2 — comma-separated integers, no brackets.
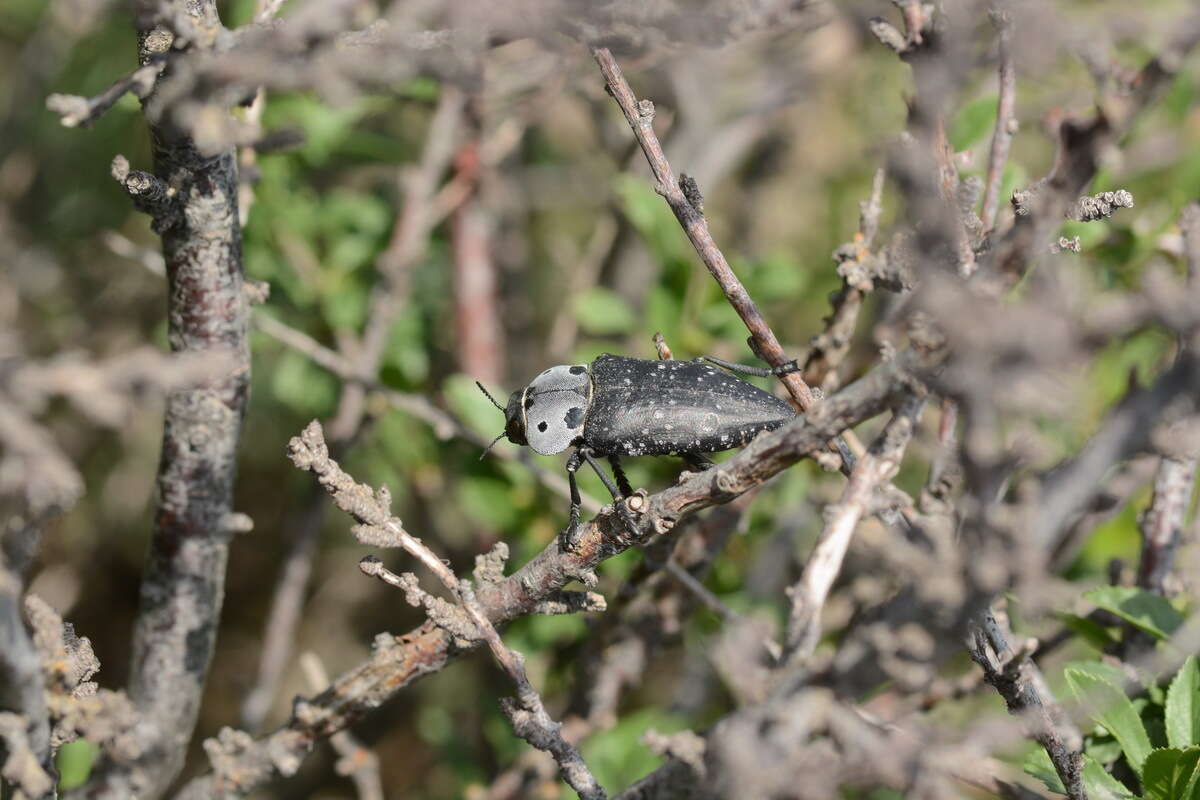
56,740,97,790
1059,612,1121,650
573,287,636,336
1141,748,1200,800
1084,755,1142,799
1065,659,1132,689
949,94,998,151
1024,746,1066,794
1067,667,1153,772
1025,749,1139,799
1085,586,1185,641
1167,657,1200,749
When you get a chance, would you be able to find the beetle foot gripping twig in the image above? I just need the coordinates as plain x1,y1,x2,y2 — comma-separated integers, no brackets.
579,450,643,545
560,448,586,553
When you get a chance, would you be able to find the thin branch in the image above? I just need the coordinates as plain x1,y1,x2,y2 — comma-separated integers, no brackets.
968,610,1085,800
664,560,742,626
298,653,383,800
46,62,163,128
1136,456,1197,594
785,394,925,663
980,8,1016,232
802,167,891,393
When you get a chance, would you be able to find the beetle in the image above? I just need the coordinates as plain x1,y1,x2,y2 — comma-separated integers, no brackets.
477,353,798,551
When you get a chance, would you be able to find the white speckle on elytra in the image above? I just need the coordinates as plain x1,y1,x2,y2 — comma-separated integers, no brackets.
641,428,649,435
654,411,664,419
657,364,665,369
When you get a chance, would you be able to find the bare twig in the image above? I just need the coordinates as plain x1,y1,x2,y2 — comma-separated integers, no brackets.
46,62,163,128
1136,456,1197,594
785,395,925,663
980,7,1016,232
664,560,742,626
968,610,1084,800
298,653,383,800
802,167,891,393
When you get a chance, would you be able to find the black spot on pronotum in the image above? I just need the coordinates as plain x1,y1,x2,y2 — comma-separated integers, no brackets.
564,407,584,429
569,365,586,375
537,421,548,432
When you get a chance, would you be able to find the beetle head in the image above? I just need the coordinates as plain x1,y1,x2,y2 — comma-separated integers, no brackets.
475,381,528,458
502,389,528,446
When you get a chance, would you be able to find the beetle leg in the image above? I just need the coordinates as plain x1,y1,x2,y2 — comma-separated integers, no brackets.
579,449,641,541
700,355,801,377
682,453,716,472
608,454,633,497
559,447,585,553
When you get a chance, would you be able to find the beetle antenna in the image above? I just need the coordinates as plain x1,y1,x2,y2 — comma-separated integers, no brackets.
479,431,505,460
476,381,505,412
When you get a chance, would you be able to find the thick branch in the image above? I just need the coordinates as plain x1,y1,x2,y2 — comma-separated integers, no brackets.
77,2,252,796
